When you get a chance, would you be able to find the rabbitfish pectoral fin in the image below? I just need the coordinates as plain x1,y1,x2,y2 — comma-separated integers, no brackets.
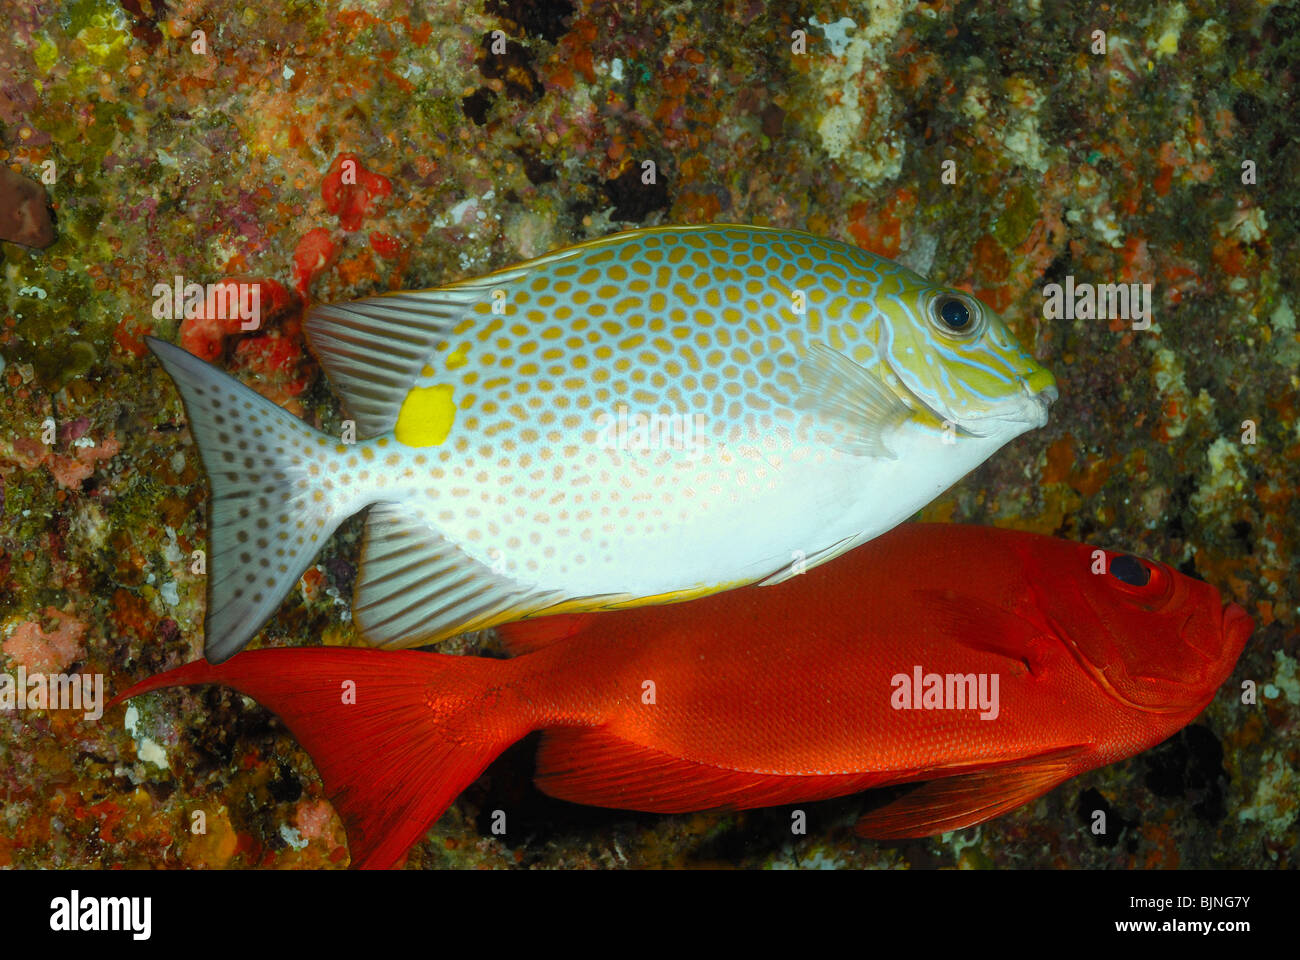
792,342,912,459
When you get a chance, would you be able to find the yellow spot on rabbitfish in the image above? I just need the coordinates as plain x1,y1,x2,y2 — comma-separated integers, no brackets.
446,343,470,370
395,384,457,447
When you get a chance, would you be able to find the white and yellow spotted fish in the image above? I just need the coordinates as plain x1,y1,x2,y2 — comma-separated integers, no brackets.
146,224,1057,662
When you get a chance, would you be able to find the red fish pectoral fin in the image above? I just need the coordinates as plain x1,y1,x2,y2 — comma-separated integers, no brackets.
111,649,521,870
909,588,1056,668
535,727,886,812
855,745,1089,839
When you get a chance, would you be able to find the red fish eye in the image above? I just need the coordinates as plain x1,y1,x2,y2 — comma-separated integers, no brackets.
1109,554,1150,586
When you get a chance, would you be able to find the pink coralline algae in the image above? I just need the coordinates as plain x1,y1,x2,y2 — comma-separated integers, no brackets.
11,434,120,491
178,278,292,362
322,153,392,232
292,228,338,297
232,331,310,410
294,799,337,842
0,164,55,248
2,608,87,673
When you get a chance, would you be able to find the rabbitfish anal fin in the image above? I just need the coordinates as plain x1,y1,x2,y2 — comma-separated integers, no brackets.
305,272,531,439
355,503,567,648
855,745,1087,839
793,342,912,459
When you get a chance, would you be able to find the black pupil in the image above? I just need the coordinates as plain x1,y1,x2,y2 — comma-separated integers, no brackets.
1110,554,1150,586
939,298,970,330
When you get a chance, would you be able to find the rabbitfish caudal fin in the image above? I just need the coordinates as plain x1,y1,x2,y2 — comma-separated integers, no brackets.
110,648,529,869
146,337,369,663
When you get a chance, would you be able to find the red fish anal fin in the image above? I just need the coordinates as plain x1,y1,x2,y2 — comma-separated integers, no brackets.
111,649,526,869
535,727,887,812
855,745,1089,839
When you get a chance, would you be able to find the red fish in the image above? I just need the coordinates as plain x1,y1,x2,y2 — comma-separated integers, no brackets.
110,524,1251,868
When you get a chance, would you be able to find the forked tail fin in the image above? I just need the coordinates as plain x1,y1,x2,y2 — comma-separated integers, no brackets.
146,337,363,663
111,648,527,868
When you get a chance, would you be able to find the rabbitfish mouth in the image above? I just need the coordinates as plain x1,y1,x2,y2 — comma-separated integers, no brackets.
943,382,1059,438
1021,382,1058,427
879,344,1059,437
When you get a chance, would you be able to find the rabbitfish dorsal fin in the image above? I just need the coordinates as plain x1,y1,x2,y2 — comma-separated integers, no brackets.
793,342,912,459
305,273,529,438
355,502,567,648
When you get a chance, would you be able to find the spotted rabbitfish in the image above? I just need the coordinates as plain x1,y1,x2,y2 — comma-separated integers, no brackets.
146,224,1057,662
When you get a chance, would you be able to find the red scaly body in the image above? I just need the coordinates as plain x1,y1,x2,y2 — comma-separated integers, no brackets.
111,524,1251,868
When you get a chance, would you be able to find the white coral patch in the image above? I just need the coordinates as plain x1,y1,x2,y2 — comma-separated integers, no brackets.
808,1,917,187
1237,747,1297,842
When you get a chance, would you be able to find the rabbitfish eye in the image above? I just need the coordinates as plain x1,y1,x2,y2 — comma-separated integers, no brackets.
1110,554,1150,586
938,298,971,331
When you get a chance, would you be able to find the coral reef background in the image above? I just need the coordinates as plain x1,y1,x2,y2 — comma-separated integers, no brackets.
0,0,1296,868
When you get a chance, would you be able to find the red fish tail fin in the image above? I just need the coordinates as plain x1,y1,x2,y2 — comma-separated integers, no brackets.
111,648,528,869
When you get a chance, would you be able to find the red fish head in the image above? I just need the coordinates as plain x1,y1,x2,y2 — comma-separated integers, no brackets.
1024,540,1253,717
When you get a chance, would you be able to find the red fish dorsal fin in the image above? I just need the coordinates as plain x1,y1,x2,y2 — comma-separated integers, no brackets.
534,727,887,812
496,613,596,655
110,648,525,869
855,745,1088,839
